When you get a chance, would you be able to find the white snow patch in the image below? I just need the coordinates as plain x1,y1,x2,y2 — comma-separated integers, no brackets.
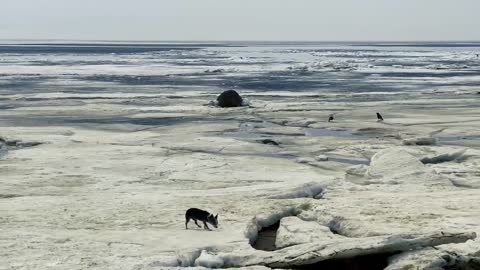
176,249,203,267
194,250,224,268
315,155,329,161
366,148,426,179
351,147,452,186
275,216,341,249
267,182,325,199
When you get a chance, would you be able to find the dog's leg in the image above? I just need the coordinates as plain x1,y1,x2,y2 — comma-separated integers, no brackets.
194,219,201,228
185,217,190,229
203,221,211,231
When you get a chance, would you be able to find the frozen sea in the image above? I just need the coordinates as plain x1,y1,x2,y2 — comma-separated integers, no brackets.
1,41,480,94
1,42,480,269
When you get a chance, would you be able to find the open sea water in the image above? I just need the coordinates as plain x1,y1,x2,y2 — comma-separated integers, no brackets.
1,41,479,97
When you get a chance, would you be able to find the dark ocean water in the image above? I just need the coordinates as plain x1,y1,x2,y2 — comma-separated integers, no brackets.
0,41,479,95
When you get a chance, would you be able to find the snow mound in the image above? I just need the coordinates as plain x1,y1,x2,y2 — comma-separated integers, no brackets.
366,148,426,179
207,100,219,107
241,98,251,107
176,249,203,267
403,137,437,146
315,155,329,161
355,147,451,186
275,216,341,249
194,250,224,268
267,182,324,199
327,216,372,237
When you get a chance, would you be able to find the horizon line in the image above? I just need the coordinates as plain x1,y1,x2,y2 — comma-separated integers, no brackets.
1,39,480,44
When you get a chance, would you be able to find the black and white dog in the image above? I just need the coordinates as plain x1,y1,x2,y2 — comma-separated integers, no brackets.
185,208,218,230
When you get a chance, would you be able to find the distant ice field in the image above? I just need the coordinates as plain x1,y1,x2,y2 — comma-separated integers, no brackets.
0,41,479,96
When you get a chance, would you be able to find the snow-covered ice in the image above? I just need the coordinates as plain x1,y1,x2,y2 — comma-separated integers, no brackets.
1,42,480,269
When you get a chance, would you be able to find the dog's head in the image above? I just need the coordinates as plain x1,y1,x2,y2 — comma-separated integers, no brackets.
207,214,218,228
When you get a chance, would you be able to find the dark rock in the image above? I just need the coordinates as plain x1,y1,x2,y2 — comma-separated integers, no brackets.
217,90,243,108
258,139,280,146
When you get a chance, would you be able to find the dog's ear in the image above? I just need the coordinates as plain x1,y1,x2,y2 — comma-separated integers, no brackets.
215,214,218,219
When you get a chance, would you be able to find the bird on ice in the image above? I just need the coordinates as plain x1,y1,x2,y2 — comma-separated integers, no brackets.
376,112,384,121
328,114,334,122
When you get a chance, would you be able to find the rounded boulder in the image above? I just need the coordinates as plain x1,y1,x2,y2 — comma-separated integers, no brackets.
217,90,243,108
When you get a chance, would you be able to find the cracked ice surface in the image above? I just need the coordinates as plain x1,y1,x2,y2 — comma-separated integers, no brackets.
1,42,480,269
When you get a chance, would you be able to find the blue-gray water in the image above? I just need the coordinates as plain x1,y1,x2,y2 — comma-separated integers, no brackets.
1,41,479,97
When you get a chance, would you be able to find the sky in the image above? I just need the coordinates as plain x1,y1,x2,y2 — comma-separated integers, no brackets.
0,0,479,41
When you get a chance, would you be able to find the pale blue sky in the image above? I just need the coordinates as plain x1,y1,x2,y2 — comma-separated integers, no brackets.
1,0,479,41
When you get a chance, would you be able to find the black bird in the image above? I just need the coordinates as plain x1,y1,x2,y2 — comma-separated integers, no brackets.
328,114,334,122
376,112,384,121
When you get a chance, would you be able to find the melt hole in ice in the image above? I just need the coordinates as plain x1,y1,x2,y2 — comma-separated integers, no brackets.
251,221,280,251
248,206,309,251
293,252,399,270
